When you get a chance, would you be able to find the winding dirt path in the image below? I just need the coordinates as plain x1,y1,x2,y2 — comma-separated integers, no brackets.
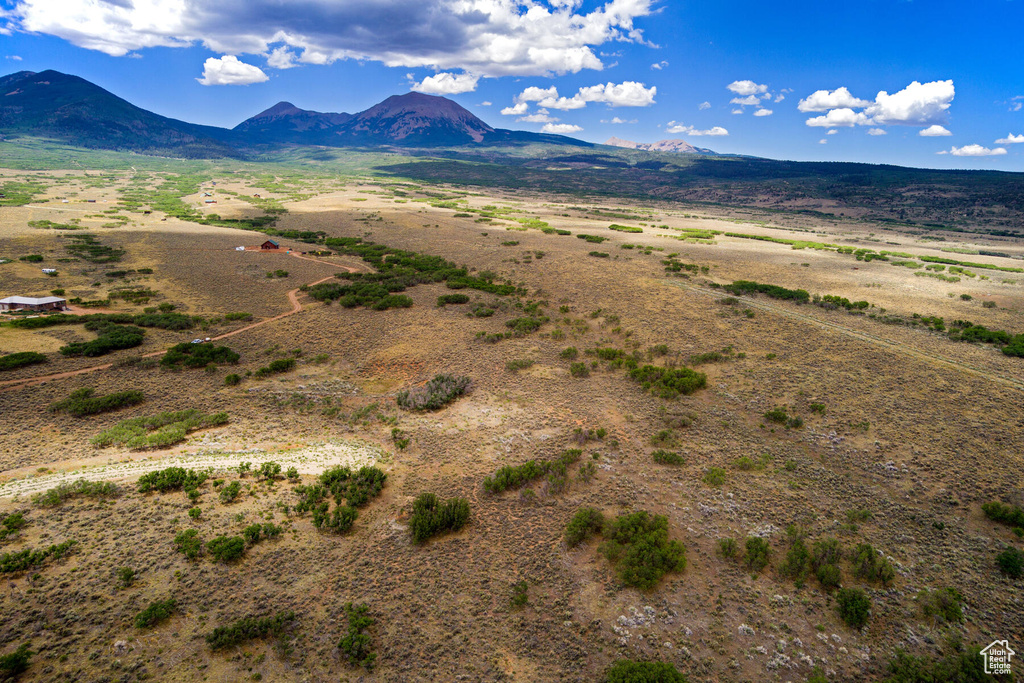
668,280,1024,393
0,252,359,392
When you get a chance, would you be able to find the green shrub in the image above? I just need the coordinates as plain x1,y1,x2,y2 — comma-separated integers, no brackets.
982,501,1024,528
93,410,228,450
996,547,1024,578
763,407,788,424
0,351,47,371
0,540,76,574
60,322,144,357
438,293,470,306
745,537,771,573
484,450,581,494
188,507,201,520
258,461,282,480
286,466,299,480
605,659,687,682
851,543,896,585
31,479,118,506
569,362,589,377
780,537,811,584
243,524,263,545
652,450,684,465
206,611,295,650
396,374,471,411
717,538,739,560
409,493,470,543
589,251,610,258
135,598,176,628
207,535,245,562
219,481,241,503
339,603,376,670
836,587,871,628
600,511,686,589
559,347,579,360
224,373,241,386
628,364,707,399
917,587,963,624
882,646,992,683
161,342,239,369
510,580,529,607
138,467,209,493
816,563,842,590
505,358,535,372
506,317,545,335
254,357,296,378
565,507,605,547
0,512,27,541
173,529,203,560
19,254,43,262
702,468,726,486
608,224,643,234
0,643,33,677
49,388,145,416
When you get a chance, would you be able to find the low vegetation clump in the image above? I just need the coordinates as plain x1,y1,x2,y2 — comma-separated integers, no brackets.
206,611,296,650
437,293,470,306
723,280,811,303
608,224,643,233
339,602,376,671
917,587,963,624
206,535,245,562
396,374,471,411
409,493,470,543
851,543,896,585
882,644,994,683
161,343,240,369
627,364,707,399
92,410,228,449
137,467,209,493
505,316,546,336
811,538,843,590
174,529,204,560
319,465,388,507
48,387,145,416
0,351,47,371
65,234,125,263
599,511,686,589
484,450,582,493
505,358,534,372
836,587,871,628
605,660,687,682
32,479,119,506
60,321,145,357
651,450,684,465
0,540,76,574
745,537,771,573
219,481,241,503
0,513,27,541
589,251,610,258
10,311,194,331
565,507,605,547
0,643,33,677
254,357,296,378
576,234,608,243
135,598,176,628
996,547,1024,578
982,501,1024,530
780,536,811,585
569,362,590,377
702,467,726,486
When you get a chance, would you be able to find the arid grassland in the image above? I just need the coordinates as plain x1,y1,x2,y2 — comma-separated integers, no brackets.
0,162,1022,682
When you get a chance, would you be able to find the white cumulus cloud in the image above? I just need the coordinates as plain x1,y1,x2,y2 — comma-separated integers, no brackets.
266,46,297,69
805,108,870,128
948,144,1007,157
411,72,479,94
826,129,838,135
727,80,767,96
919,124,951,137
867,128,887,136
730,95,760,107
542,122,583,134
754,108,772,117
995,133,1024,144
518,109,557,123
865,80,954,125
651,60,668,70
501,102,529,116
698,101,710,110
8,0,655,78
797,86,871,113
196,55,268,86
665,121,728,136
514,81,655,110
604,116,636,124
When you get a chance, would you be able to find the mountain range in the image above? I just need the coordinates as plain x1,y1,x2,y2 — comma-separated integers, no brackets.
604,136,716,155
0,69,607,157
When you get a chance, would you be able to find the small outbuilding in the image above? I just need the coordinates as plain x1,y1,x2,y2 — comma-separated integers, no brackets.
261,240,280,250
0,296,68,312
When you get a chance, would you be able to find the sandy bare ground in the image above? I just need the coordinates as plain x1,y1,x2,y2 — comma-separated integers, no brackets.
0,437,389,499
0,253,357,392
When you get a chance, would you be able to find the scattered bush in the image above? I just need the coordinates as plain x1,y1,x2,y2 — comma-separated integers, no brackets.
605,660,687,683
0,540,76,574
0,351,47,371
254,357,296,378
510,580,529,607
409,493,470,543
652,450,684,465
745,537,771,573
258,461,282,480
702,468,726,486
723,280,810,304
396,374,471,411
780,537,811,585
135,598,176,628
339,602,376,670
484,450,581,494
836,587,871,628
0,644,33,677
224,373,241,386
161,343,239,369
92,410,228,449
173,529,203,560
917,587,963,624
48,388,144,416
206,535,245,562
996,547,1024,578
32,479,118,506
138,467,209,493
437,294,470,306
717,538,740,560
565,507,605,547
560,347,579,360
506,358,535,372
569,362,590,377
982,501,1024,528
851,543,896,585
60,322,144,357
219,481,242,503
628,364,707,399
882,645,992,683
589,251,610,258
206,611,296,650
600,511,686,589
0,512,27,541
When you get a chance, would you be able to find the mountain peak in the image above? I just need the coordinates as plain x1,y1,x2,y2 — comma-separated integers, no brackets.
605,137,716,155
347,92,493,144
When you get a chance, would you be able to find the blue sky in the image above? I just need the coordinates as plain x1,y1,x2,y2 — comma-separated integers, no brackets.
1,0,1023,170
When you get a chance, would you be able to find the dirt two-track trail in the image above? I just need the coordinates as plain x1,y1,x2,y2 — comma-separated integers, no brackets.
669,280,1024,393
0,252,361,392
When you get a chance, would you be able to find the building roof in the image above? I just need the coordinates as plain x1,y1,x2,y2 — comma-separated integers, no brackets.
263,239,279,246
0,296,66,305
